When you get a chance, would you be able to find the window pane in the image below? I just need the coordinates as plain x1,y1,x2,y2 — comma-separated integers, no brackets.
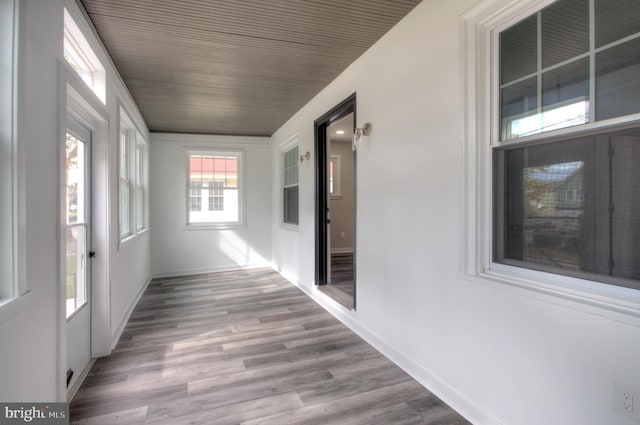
284,146,299,186
500,15,537,84
496,127,640,288
120,181,129,235
119,132,127,178
541,0,589,68
595,0,640,48
64,30,94,89
66,225,87,318
190,181,202,212
284,186,299,225
501,77,538,139
226,158,238,188
596,37,640,121
543,58,589,109
190,155,203,182
66,134,79,224
136,187,143,228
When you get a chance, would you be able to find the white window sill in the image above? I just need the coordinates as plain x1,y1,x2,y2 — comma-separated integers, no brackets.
280,223,299,232
0,291,32,325
463,263,640,325
182,223,246,231
119,228,148,246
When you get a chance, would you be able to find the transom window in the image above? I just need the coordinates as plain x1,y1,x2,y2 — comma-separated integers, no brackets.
63,8,106,103
188,152,241,225
494,0,640,290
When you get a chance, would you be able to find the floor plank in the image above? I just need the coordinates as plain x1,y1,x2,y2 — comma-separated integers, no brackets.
69,268,470,424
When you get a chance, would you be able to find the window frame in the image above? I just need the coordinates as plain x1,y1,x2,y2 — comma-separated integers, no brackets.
185,149,244,229
283,145,299,226
118,127,132,240
461,0,640,321
279,134,300,229
63,8,106,104
119,107,148,243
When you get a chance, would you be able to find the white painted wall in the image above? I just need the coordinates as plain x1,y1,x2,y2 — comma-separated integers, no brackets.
0,0,150,401
270,1,640,424
150,133,271,278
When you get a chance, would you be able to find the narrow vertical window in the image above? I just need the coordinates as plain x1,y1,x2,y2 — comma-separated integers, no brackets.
283,146,299,225
135,142,145,231
1,0,16,303
119,129,130,238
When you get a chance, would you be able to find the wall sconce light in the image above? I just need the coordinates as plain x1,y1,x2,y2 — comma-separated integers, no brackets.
299,151,311,163
353,123,372,151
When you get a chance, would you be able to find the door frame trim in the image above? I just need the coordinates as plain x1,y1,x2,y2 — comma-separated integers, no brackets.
59,73,111,401
314,93,356,287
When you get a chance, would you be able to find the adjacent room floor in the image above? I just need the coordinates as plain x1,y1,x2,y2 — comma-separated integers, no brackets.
70,268,470,424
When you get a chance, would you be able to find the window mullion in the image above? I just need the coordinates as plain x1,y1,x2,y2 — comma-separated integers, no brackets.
588,0,596,124
536,11,542,118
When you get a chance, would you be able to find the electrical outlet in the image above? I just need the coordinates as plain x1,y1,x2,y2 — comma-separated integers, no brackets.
615,381,640,422
623,391,634,412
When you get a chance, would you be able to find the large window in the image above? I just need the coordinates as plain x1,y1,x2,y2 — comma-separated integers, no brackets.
283,146,299,225
494,0,640,290
187,151,241,225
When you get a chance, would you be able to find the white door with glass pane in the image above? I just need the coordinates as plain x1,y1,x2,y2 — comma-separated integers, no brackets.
65,117,92,391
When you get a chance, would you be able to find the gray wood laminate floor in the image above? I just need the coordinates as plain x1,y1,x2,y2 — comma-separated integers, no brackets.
70,268,471,425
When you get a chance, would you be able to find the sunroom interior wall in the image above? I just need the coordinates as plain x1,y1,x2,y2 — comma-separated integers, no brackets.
270,1,640,424
0,0,151,401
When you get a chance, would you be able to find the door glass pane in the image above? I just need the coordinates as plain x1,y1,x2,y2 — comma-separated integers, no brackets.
596,37,640,121
541,0,589,68
66,132,87,318
66,225,86,318
595,0,640,48
66,133,85,224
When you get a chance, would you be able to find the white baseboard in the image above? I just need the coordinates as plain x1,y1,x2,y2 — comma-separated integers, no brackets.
152,262,269,279
67,359,95,402
110,276,152,350
275,269,503,425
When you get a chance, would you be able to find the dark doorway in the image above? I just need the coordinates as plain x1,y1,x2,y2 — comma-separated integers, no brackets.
314,94,357,309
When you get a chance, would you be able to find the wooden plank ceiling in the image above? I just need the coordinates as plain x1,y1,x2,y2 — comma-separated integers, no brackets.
79,0,422,136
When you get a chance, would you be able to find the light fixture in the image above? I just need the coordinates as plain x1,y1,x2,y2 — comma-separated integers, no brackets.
299,151,311,163
336,130,345,135
352,122,372,151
